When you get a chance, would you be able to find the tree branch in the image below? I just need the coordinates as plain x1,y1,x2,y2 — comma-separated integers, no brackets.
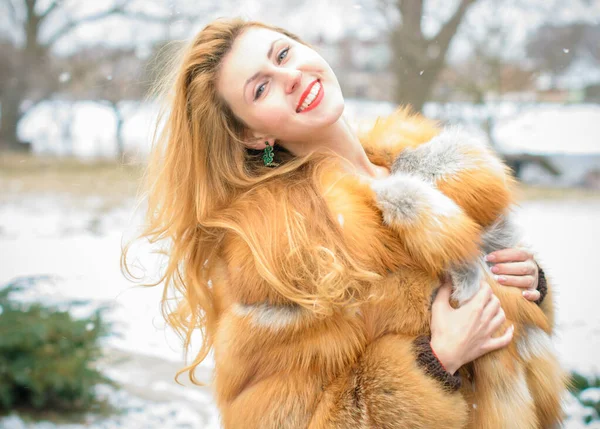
40,0,59,20
24,0,35,20
4,0,19,25
45,4,176,48
398,0,424,36
429,0,476,64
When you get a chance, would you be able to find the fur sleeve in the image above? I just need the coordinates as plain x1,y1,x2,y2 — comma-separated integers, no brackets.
391,126,517,227
361,107,517,228
370,173,482,275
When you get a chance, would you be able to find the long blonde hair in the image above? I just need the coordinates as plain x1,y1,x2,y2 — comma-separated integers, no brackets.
121,17,384,385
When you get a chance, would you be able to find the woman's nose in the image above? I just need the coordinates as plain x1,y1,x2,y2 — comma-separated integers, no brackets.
284,69,302,94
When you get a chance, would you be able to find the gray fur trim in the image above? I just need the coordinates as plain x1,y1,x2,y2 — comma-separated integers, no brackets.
480,213,521,256
370,173,461,226
391,126,504,183
233,302,304,331
450,261,484,305
516,326,555,361
450,213,521,305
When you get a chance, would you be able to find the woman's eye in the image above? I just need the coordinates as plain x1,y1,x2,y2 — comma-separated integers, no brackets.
254,47,291,100
254,83,266,100
277,47,290,64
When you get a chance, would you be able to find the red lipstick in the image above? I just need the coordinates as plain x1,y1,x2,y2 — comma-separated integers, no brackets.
296,79,323,113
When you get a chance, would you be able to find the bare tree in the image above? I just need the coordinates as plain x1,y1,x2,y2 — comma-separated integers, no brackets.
447,13,536,104
526,22,600,87
525,23,583,87
102,53,147,160
581,24,600,63
378,0,478,112
61,44,149,158
0,0,199,152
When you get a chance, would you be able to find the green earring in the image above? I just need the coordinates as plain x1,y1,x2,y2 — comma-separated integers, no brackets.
262,141,274,166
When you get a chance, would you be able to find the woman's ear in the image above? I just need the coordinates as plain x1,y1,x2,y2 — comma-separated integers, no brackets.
243,129,274,150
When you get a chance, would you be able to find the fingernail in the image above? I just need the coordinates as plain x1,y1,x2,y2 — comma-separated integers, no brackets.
510,325,515,332
522,290,530,298
485,254,495,262
491,265,499,273
493,274,499,282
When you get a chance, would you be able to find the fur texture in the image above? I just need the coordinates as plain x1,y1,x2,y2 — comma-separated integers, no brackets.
210,108,568,428
382,125,519,304
367,110,567,428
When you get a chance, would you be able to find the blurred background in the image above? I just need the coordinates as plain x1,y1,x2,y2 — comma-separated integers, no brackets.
0,0,599,427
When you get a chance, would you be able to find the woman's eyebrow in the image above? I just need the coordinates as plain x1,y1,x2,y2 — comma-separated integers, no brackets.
244,37,284,100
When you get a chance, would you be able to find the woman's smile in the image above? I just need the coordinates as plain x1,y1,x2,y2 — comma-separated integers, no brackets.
296,79,324,113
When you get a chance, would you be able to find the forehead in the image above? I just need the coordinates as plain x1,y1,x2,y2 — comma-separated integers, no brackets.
218,27,285,101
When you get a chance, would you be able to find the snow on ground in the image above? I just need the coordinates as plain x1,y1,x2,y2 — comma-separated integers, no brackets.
513,200,600,375
0,196,206,366
0,196,220,428
492,105,600,155
0,194,599,427
0,382,220,429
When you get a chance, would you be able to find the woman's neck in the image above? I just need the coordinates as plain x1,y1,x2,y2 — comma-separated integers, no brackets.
281,115,389,180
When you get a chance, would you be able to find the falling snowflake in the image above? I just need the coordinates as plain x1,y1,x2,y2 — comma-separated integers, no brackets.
563,48,570,53
59,72,71,83
419,70,424,75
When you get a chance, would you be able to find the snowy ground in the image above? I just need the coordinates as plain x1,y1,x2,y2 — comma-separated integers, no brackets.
0,192,599,427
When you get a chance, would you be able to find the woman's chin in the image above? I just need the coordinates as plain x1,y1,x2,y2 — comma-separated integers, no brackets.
319,101,345,125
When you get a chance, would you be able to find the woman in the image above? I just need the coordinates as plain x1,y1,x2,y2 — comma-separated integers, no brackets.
124,17,563,428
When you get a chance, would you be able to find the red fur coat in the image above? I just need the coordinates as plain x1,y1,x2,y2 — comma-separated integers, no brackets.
207,108,567,428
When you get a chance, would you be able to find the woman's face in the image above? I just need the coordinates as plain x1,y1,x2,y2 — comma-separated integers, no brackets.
217,26,345,148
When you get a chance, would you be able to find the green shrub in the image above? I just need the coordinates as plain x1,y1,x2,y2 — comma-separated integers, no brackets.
569,371,592,394
569,371,600,394
569,371,600,423
0,280,115,411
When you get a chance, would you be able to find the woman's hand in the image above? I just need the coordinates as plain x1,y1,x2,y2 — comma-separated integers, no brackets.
429,278,514,375
485,248,540,302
